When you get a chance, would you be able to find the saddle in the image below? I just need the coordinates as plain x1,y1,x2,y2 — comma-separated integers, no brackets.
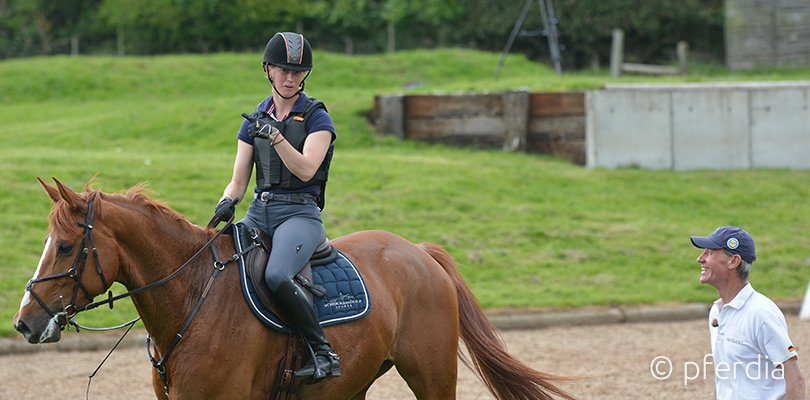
233,222,369,334
231,223,370,399
242,227,336,324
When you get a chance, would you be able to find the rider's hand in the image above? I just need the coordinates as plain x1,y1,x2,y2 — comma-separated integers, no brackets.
212,197,237,225
242,112,281,141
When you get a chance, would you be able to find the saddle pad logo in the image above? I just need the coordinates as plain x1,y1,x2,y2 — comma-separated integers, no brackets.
323,292,363,310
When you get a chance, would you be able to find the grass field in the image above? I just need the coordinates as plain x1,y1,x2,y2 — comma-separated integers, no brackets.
1,49,808,336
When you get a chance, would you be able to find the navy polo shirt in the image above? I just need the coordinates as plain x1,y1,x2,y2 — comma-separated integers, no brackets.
237,93,336,145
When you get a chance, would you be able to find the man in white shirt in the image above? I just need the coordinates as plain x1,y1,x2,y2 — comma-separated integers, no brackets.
692,226,805,400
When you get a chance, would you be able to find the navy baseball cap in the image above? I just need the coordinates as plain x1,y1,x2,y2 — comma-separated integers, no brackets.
690,226,756,263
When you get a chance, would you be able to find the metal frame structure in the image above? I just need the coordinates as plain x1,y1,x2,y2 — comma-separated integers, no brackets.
495,0,562,78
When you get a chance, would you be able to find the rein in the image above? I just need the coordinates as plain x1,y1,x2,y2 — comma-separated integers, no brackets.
146,234,258,399
24,199,260,399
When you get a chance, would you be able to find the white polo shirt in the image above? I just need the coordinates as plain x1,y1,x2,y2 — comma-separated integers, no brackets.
708,283,799,400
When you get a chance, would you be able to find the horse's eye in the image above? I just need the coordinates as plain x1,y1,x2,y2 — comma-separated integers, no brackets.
57,242,73,256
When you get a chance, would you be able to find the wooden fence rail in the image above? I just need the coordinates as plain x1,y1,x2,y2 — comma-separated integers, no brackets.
610,29,688,78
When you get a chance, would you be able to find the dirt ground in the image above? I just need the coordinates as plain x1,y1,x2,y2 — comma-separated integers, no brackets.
1,315,807,399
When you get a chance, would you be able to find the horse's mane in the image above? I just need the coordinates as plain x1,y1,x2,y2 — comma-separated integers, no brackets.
121,183,197,225
48,181,202,237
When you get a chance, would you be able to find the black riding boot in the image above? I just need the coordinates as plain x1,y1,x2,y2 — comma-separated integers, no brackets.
274,279,341,384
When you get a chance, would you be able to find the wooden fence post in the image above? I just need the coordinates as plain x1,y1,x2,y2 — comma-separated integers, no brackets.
677,41,689,74
502,91,529,151
610,29,624,78
376,95,405,139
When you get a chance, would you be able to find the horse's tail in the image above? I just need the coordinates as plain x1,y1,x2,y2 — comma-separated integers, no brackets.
418,242,577,400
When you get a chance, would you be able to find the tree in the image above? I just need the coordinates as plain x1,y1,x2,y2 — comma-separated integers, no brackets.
99,0,184,54
0,0,726,66
404,0,462,48
0,0,56,56
323,0,383,54
57,0,103,56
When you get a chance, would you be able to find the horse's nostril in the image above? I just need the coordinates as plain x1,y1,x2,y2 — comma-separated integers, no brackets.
14,320,30,336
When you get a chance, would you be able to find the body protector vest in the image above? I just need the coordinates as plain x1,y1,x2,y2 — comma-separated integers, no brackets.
253,98,333,209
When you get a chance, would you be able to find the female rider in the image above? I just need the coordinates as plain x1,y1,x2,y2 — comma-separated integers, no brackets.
211,32,339,383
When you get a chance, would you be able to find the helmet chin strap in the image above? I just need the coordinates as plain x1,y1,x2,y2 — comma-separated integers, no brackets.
266,69,311,100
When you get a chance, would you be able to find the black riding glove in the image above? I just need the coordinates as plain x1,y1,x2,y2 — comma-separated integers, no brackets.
212,197,237,225
242,112,280,141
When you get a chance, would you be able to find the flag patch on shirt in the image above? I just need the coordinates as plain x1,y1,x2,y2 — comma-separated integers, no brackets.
788,345,796,352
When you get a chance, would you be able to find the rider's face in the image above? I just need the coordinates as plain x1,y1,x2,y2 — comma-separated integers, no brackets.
266,65,307,96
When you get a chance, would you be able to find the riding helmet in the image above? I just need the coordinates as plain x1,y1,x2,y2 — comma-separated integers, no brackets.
263,32,313,71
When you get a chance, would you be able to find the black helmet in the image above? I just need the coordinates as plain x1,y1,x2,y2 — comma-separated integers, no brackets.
262,32,312,72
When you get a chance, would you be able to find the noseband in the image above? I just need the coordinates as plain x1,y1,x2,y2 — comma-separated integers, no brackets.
25,200,110,329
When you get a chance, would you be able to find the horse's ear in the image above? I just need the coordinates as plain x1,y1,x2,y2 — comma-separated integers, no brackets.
52,177,85,211
37,177,61,203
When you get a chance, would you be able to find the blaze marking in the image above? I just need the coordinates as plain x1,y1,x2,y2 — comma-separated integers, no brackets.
19,236,51,312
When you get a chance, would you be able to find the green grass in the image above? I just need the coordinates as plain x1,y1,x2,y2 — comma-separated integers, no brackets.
1,49,809,336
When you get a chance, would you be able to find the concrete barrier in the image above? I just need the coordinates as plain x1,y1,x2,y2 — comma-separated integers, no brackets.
587,82,810,170
373,83,809,170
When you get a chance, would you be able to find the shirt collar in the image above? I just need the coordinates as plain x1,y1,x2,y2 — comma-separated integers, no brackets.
716,282,754,310
266,93,308,119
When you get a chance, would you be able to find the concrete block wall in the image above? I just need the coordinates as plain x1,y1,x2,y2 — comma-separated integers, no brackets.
586,82,810,170
726,0,810,69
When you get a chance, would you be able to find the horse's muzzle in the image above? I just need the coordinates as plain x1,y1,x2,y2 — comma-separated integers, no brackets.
14,315,62,344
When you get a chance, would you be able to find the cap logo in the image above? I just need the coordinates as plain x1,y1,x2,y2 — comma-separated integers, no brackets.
726,238,739,249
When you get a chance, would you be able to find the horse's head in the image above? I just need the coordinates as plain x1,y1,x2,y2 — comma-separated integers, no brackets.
13,178,121,344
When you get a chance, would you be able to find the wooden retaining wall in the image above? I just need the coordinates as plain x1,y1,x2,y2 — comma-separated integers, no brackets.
373,91,586,164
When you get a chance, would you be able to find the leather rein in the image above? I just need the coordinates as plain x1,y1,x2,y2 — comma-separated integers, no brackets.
24,199,258,398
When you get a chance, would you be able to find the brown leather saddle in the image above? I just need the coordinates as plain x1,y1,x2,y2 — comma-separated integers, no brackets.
242,227,336,324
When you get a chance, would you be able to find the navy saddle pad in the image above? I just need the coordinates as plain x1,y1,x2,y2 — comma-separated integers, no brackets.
232,223,371,334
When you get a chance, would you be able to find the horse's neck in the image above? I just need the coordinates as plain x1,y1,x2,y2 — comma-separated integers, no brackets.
111,202,216,344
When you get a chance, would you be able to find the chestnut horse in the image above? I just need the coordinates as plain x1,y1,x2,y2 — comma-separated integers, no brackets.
13,178,575,400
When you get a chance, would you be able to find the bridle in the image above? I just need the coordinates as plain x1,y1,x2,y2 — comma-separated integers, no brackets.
23,198,242,331
23,197,256,399
24,200,110,329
